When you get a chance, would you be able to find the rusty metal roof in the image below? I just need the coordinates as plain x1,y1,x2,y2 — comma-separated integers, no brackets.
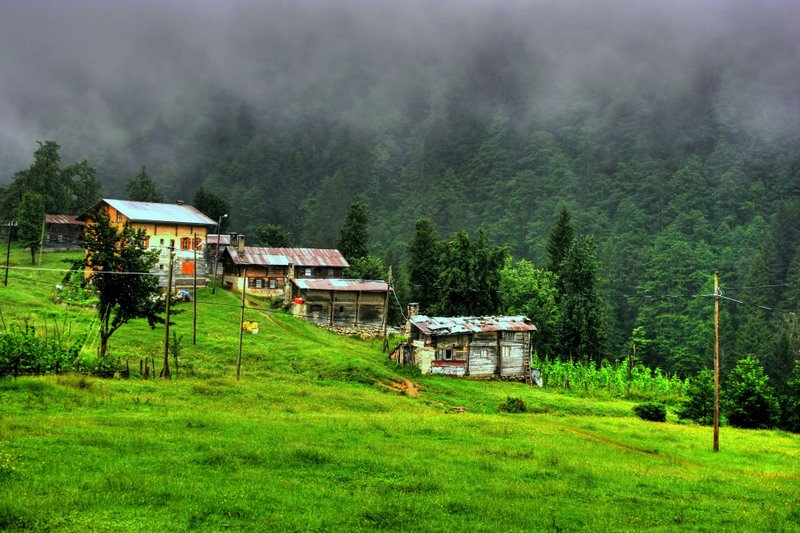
81,199,216,226
292,278,389,292
410,315,536,335
207,234,231,245
263,247,349,268
226,247,290,266
46,214,84,225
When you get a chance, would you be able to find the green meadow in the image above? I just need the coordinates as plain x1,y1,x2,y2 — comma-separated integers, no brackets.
1,246,799,531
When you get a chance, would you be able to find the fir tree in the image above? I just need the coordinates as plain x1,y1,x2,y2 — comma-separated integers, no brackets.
126,166,165,203
337,202,369,262
407,217,442,314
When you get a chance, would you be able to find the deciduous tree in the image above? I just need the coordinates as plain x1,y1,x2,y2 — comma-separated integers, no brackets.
17,192,45,264
723,356,779,429
81,210,165,358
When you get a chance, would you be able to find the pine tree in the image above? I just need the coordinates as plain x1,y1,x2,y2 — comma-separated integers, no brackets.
256,224,292,247
193,187,230,233
337,202,369,262
126,166,165,203
677,368,715,425
407,217,442,314
556,237,605,363
546,205,574,276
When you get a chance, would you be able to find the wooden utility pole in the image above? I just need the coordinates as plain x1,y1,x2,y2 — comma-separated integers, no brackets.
237,267,247,380
382,266,393,353
192,230,197,345
211,214,226,295
3,223,11,286
713,270,720,452
162,247,175,379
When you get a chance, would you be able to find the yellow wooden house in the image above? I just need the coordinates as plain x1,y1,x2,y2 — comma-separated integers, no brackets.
79,199,217,287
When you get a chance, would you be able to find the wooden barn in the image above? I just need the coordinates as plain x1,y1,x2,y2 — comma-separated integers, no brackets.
392,310,536,381
290,278,390,330
44,214,84,251
220,245,349,300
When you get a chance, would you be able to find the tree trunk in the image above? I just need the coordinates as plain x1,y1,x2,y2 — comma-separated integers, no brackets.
99,331,109,358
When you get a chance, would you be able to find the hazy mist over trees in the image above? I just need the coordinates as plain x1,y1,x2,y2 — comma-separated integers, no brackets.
2,0,800,373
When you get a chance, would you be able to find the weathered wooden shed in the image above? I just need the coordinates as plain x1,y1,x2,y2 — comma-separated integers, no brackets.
44,214,84,251
392,314,536,380
291,278,390,330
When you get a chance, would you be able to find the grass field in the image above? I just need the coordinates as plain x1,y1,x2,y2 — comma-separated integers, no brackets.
1,245,799,531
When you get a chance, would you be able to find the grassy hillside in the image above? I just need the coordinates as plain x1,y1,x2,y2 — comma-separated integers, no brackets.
1,245,799,531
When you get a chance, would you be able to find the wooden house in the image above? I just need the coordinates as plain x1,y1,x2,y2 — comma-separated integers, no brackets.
205,233,233,275
44,214,84,251
79,199,216,288
290,278,390,329
220,245,349,300
391,309,536,380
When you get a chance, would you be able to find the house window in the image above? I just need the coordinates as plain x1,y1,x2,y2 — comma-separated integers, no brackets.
144,238,150,248
159,239,164,246
444,349,453,360
170,239,175,249
194,237,202,250
255,279,263,289
327,269,334,277
116,212,122,223
304,267,312,277
269,279,278,289
180,237,190,250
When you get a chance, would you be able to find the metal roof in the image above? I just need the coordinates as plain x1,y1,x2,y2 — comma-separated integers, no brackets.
81,199,216,226
263,247,349,268
410,315,536,335
207,234,231,246
226,247,290,266
46,214,84,225
292,278,389,292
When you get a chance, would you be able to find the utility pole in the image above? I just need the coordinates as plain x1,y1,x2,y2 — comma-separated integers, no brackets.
382,266,393,353
237,267,247,381
3,221,11,287
192,230,197,345
162,247,175,379
37,218,46,270
714,270,720,452
211,213,227,295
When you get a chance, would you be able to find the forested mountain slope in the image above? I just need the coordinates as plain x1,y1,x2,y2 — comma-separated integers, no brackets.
1,0,800,374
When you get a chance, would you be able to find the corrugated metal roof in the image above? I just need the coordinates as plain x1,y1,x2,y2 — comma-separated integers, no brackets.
46,214,83,225
410,315,536,335
263,247,349,268
227,247,290,266
293,278,389,292
207,234,231,245
83,199,216,226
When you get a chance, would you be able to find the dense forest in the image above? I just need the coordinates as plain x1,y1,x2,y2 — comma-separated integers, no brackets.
2,1,800,383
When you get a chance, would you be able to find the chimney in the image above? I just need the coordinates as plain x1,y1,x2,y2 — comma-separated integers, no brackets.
236,234,245,254
407,302,419,317
176,200,185,205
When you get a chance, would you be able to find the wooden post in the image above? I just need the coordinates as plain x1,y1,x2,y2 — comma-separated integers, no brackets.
37,219,46,270
330,290,336,326
382,267,393,353
713,271,720,452
162,247,174,379
211,215,226,294
3,222,11,286
355,291,361,327
192,230,197,345
237,267,247,381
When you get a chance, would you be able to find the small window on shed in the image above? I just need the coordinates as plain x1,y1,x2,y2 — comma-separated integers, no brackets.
444,349,453,360
269,278,277,289
304,267,312,277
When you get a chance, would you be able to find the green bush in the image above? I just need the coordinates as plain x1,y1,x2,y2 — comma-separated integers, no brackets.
677,368,715,425
725,356,779,429
633,401,667,422
499,397,527,413
0,323,81,375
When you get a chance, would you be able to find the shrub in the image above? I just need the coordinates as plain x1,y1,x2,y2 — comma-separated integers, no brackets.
724,356,779,429
677,368,715,425
499,397,527,413
780,361,800,433
633,401,667,422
